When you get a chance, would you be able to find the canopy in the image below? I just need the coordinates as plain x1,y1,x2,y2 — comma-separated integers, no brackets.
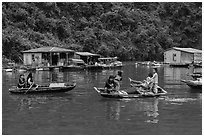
75,52,100,57
71,58,85,64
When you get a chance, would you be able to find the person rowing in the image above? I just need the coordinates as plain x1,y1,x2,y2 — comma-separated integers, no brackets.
104,75,117,93
104,74,127,95
26,72,38,89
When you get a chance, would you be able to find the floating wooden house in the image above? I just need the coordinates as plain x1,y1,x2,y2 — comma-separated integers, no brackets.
22,47,74,67
164,47,202,66
75,52,101,65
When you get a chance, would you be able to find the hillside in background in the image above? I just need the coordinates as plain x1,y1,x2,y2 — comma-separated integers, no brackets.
2,2,202,63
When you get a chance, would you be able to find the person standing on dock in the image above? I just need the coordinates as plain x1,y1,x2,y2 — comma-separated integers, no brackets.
151,68,158,94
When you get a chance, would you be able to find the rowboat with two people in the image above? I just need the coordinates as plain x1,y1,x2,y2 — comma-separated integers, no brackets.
9,82,76,94
94,87,165,98
94,74,167,98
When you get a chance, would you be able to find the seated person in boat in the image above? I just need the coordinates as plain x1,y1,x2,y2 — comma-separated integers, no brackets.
129,73,155,94
17,74,26,88
114,71,123,91
26,72,38,88
104,75,117,93
130,73,153,89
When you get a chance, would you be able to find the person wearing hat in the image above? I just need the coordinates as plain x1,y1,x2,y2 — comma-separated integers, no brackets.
104,75,117,93
17,74,26,88
114,71,123,91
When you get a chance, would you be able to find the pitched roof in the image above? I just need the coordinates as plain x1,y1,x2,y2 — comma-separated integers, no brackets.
22,47,74,53
165,47,202,54
75,52,100,56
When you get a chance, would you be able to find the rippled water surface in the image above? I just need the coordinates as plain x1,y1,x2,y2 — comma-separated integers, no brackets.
2,62,202,135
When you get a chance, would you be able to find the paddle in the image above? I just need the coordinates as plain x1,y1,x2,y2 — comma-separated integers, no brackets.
24,83,34,94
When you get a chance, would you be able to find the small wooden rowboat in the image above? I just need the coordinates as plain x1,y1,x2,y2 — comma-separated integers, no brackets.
9,82,76,94
93,87,166,98
181,79,202,89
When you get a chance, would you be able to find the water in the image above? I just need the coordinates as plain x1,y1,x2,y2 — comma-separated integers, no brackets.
2,62,202,135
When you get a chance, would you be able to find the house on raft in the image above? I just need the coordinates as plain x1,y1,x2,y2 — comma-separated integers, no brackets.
22,47,75,68
75,52,101,65
164,47,202,66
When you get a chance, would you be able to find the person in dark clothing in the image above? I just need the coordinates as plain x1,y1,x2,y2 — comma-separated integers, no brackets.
114,71,123,91
26,72,37,88
17,74,26,88
104,75,116,93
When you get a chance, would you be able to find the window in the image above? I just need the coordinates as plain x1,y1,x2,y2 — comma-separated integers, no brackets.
32,54,35,62
164,53,166,60
173,54,176,61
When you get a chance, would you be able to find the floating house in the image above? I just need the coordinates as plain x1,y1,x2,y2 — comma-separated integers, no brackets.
164,47,202,66
22,47,74,67
75,52,101,65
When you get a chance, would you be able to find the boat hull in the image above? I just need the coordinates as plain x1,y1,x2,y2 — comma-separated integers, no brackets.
9,83,76,94
181,80,202,89
94,87,165,98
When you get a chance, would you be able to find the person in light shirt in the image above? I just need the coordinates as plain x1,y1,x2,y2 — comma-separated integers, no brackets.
151,68,158,94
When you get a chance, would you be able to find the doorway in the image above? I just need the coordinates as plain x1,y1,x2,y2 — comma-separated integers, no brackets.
52,53,59,66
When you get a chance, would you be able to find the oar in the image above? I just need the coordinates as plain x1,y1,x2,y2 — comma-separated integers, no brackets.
24,83,34,94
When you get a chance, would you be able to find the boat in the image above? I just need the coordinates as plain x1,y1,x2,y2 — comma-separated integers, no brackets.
98,57,123,69
169,63,189,67
188,72,202,79
36,67,50,71
151,61,162,67
138,61,151,65
181,79,202,89
94,86,167,98
9,82,76,94
4,68,13,72
62,59,86,70
193,62,202,68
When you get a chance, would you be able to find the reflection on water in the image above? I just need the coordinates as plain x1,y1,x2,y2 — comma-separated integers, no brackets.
163,67,202,89
2,62,202,135
104,98,159,124
105,101,121,120
9,93,73,112
164,67,188,88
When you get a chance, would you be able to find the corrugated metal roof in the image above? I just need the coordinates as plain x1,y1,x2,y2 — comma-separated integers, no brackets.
75,52,100,56
165,47,202,53
22,47,74,53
